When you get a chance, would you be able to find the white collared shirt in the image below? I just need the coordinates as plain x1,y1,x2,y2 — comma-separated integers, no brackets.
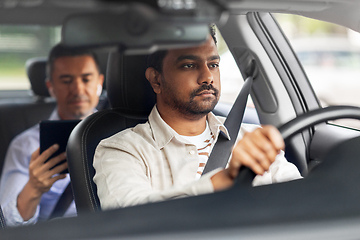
93,106,302,210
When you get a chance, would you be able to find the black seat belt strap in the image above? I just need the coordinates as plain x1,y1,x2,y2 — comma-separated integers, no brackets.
0,205,6,228
48,182,74,220
202,75,253,175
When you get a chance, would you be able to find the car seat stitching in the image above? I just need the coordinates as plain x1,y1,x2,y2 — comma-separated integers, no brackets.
81,111,109,211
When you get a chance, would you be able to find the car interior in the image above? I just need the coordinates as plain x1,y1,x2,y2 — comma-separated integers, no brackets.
2,0,360,239
63,7,360,216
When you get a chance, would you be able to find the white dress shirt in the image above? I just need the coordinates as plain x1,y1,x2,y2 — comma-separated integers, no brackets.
94,106,302,210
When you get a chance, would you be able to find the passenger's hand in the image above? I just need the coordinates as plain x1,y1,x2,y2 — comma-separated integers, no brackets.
211,125,284,191
17,144,67,221
27,145,67,195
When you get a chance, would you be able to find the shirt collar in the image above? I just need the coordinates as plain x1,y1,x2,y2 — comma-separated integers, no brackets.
148,106,177,149
49,108,60,120
49,108,98,121
207,111,230,141
148,105,230,149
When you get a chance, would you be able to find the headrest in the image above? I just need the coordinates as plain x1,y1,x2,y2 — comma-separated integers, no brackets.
106,52,156,115
25,57,50,97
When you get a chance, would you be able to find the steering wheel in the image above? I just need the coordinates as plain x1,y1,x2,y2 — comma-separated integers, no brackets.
235,105,360,186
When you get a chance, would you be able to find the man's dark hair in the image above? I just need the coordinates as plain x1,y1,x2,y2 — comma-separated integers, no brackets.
46,44,102,80
147,24,217,73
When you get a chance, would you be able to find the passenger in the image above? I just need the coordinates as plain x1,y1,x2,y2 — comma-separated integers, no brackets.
0,44,104,226
93,25,302,210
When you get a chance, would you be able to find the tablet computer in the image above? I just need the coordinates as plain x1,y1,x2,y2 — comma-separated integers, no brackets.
39,119,81,174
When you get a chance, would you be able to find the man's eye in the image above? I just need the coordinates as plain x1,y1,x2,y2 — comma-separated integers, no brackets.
83,78,91,83
182,63,194,69
209,63,219,68
62,79,72,84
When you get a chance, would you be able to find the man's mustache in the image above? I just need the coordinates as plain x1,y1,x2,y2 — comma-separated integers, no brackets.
192,84,219,97
68,95,90,103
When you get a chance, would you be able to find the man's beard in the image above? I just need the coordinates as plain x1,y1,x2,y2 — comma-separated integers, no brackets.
67,94,93,119
162,80,220,118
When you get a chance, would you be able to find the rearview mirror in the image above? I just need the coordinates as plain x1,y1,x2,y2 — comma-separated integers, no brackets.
62,3,221,54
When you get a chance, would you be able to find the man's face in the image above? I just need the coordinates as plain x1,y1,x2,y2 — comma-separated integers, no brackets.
47,55,104,120
156,37,220,118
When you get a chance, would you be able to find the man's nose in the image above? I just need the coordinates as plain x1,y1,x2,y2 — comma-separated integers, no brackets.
198,65,214,85
70,78,85,94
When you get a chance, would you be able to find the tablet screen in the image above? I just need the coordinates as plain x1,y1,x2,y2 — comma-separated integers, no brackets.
39,119,81,174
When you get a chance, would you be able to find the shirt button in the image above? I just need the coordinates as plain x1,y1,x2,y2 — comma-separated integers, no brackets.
189,150,196,155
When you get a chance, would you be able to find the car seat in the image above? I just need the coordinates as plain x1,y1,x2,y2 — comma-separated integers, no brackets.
67,52,155,215
27,57,52,98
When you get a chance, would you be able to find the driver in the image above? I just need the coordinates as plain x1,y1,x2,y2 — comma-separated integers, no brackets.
93,25,302,209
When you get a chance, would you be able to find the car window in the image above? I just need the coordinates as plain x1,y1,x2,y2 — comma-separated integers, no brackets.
218,33,243,104
275,14,360,130
217,29,255,107
0,25,61,90
215,29,259,124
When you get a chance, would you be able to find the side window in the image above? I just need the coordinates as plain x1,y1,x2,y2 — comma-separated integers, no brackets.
217,29,259,124
218,32,243,104
275,14,360,129
0,25,61,91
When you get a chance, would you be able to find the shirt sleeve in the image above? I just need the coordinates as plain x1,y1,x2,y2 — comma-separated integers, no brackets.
238,123,303,186
0,132,40,226
252,150,303,186
93,141,220,210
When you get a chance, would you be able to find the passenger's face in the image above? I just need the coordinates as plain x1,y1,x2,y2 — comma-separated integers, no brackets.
156,37,220,117
47,55,104,120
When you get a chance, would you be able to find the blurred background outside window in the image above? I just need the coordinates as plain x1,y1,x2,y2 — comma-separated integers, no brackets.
275,14,360,129
0,25,60,90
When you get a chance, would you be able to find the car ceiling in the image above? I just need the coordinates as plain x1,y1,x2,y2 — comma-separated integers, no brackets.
0,0,360,33
0,0,126,25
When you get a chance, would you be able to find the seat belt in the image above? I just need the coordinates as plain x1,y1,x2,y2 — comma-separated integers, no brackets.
48,182,74,220
202,75,253,175
0,205,6,228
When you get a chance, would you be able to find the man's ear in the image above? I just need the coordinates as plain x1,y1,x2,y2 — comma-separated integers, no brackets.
145,67,161,94
96,73,105,96
99,73,104,86
45,79,56,98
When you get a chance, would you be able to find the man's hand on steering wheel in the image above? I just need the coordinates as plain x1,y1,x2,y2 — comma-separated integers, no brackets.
211,125,284,191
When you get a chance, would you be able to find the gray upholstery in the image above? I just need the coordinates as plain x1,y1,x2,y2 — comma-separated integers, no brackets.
26,57,50,97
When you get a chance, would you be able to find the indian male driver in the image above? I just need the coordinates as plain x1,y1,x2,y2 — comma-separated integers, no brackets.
0,44,104,226
93,26,302,210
